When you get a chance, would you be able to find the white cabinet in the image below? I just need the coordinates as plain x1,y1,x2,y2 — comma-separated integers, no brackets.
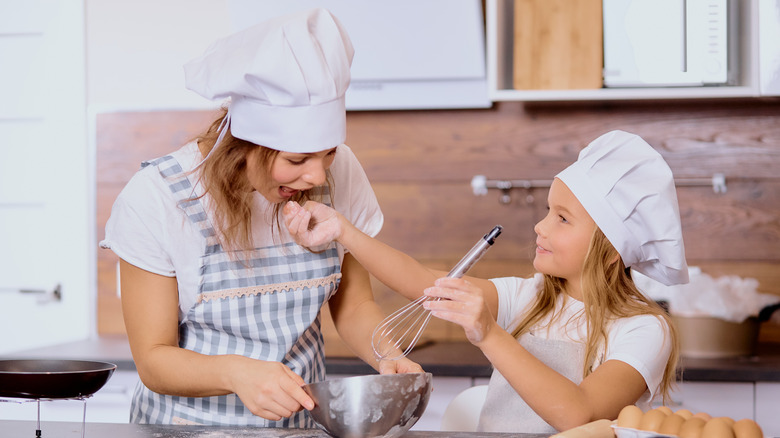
411,376,490,431
671,381,780,437
755,382,780,437
411,376,474,431
668,381,755,420
486,0,779,101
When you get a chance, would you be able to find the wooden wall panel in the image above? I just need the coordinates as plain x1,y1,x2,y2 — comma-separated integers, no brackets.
345,102,780,182
95,101,780,349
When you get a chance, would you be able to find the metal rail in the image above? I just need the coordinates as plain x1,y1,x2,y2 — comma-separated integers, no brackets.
471,173,727,204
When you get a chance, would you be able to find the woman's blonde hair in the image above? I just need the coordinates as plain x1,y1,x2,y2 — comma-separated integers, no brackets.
510,228,679,405
190,109,332,252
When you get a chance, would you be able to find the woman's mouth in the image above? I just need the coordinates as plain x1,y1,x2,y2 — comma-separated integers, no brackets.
278,186,299,198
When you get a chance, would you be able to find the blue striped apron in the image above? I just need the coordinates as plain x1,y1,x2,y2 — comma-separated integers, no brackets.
129,155,340,427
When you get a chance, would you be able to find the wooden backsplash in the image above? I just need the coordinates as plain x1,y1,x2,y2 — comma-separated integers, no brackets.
96,100,780,354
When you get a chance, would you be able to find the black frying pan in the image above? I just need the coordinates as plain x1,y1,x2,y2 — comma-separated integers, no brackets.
0,359,116,399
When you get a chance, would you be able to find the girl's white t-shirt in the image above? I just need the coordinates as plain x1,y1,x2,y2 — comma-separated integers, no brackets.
100,142,382,320
490,273,672,408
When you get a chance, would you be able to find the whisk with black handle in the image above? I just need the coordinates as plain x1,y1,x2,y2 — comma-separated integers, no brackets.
372,225,503,361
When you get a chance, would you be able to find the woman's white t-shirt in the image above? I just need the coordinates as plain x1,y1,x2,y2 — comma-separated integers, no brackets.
490,273,672,408
100,142,382,320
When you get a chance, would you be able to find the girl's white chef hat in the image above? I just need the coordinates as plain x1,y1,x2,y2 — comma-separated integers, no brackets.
183,8,353,153
556,130,689,286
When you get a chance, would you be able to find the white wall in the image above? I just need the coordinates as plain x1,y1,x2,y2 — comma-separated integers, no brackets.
85,0,488,112
86,0,230,111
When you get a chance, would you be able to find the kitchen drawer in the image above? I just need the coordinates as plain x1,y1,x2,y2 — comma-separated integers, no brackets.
668,381,754,420
755,382,780,437
411,376,474,431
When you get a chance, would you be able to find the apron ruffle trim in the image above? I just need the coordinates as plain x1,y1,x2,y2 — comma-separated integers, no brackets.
197,273,342,303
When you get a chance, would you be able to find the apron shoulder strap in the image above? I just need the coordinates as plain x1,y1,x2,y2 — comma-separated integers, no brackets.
143,154,222,254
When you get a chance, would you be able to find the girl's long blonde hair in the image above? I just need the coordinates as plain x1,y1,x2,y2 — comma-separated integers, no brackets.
190,109,332,253
510,228,679,405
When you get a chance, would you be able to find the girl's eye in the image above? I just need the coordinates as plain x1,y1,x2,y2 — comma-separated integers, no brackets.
559,215,568,224
287,157,306,165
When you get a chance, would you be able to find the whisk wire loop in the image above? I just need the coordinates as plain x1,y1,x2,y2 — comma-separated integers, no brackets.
371,225,503,361
372,295,439,360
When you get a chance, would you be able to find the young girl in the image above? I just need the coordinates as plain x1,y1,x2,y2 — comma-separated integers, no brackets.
100,9,421,427
284,130,688,434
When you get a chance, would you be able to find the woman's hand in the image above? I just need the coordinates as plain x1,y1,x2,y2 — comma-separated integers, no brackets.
378,357,425,375
227,356,315,421
283,201,343,248
422,277,498,345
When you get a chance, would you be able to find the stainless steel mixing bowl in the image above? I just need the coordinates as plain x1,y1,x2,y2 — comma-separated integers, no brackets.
303,372,432,438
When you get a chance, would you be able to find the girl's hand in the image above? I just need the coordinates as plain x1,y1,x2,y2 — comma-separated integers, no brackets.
378,357,425,375
283,201,343,248
227,356,315,420
422,277,497,345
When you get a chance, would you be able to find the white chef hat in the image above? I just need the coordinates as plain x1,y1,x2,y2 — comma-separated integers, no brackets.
183,8,353,153
556,130,689,286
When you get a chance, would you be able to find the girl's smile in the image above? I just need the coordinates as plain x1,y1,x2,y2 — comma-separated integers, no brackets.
535,242,551,255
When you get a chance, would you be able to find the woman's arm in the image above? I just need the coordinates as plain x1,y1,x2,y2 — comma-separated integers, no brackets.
327,253,423,374
119,259,315,420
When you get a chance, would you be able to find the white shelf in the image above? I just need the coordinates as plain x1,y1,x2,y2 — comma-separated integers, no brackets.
486,0,765,101
489,85,761,102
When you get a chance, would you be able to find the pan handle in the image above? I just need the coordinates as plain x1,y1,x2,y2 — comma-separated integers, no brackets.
758,302,780,322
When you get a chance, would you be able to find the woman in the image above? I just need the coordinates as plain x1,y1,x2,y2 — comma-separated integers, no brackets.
285,130,687,433
100,8,421,427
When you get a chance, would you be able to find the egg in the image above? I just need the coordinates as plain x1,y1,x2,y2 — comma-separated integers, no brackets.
638,408,668,432
716,416,736,427
733,418,763,438
702,417,736,438
658,413,686,435
675,408,694,420
656,405,674,416
693,411,712,421
617,404,643,429
678,417,706,438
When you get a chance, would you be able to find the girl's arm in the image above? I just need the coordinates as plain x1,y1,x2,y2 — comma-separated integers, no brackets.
480,325,647,430
283,200,499,314
424,277,649,431
284,200,441,300
327,253,424,374
119,259,315,421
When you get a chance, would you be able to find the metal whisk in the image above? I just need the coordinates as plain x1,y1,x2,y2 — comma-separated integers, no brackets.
372,225,503,361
